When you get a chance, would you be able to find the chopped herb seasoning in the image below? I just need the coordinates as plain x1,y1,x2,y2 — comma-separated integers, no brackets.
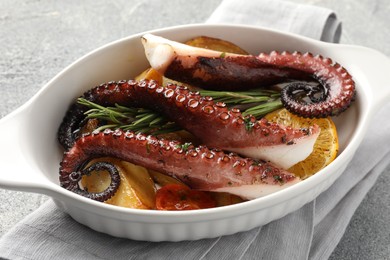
251,160,262,166
244,117,255,131
273,175,285,184
176,142,192,152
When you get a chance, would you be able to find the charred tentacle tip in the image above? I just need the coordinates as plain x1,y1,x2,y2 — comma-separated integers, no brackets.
57,104,88,151
64,161,121,202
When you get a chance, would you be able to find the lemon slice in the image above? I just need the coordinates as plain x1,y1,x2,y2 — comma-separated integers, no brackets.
264,108,339,179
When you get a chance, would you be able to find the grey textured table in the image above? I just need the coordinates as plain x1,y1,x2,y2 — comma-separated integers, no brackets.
1,0,389,259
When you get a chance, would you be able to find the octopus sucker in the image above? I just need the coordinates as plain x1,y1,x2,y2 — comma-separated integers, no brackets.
141,34,356,118
58,80,320,168
59,130,300,200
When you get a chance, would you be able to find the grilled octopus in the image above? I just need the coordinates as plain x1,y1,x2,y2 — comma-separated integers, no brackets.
142,34,356,118
58,80,318,201
58,34,356,203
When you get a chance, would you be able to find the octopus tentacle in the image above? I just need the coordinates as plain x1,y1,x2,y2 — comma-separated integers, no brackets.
61,161,121,202
141,34,356,118
58,80,320,168
58,79,129,150
59,129,300,200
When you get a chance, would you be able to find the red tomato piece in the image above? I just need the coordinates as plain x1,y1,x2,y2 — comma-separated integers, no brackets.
155,184,217,210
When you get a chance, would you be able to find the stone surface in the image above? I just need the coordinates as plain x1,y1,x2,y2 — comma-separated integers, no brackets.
0,0,389,259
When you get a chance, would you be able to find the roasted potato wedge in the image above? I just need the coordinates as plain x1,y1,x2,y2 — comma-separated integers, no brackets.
185,36,249,55
81,157,156,209
135,67,163,84
119,161,156,209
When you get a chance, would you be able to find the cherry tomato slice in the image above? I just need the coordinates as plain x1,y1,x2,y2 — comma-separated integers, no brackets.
155,184,216,210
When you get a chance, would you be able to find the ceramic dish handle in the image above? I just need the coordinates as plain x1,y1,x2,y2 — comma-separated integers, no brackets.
0,108,50,193
334,45,390,112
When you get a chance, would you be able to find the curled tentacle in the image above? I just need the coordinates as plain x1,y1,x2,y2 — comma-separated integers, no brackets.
61,161,121,202
58,80,129,150
141,34,356,118
282,82,328,104
281,81,333,118
59,129,300,200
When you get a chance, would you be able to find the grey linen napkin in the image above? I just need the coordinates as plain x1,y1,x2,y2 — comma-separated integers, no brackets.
0,0,387,259
207,0,342,43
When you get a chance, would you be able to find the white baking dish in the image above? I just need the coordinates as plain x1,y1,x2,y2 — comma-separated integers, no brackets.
0,24,389,241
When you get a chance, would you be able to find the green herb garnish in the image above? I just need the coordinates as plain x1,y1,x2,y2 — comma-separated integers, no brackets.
273,175,285,184
78,98,180,134
244,117,255,132
176,142,192,152
77,88,283,134
198,89,283,118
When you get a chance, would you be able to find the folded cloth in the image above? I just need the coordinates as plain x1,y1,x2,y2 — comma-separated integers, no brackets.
1,0,388,259
207,0,342,43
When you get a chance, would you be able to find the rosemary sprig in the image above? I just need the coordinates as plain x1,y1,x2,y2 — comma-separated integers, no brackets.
198,89,280,105
198,89,283,118
77,88,283,134
242,100,283,118
78,98,180,134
